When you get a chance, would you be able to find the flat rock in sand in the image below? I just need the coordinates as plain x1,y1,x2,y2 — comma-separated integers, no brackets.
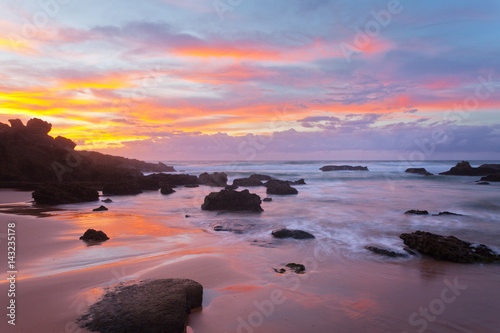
79,279,203,333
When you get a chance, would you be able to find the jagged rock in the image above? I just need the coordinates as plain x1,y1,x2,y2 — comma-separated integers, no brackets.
78,279,203,333
439,161,500,176
405,168,433,176
365,246,408,258
54,136,77,149
26,118,52,135
32,183,99,205
266,180,298,195
201,189,263,212
271,228,315,239
102,183,142,195
102,198,113,203
79,229,109,241
480,174,500,182
8,119,25,129
405,210,429,215
160,186,175,195
399,230,500,263
288,179,306,185
93,205,108,211
198,172,228,187
320,165,368,171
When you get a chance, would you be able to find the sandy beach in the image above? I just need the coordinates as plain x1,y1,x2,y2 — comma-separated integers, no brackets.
1,174,500,333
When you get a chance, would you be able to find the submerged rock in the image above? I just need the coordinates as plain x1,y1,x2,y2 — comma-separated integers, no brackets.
160,186,176,195
198,172,228,187
439,161,500,176
78,279,203,333
210,219,256,234
271,228,315,239
433,211,463,216
101,198,113,203
265,180,298,195
320,165,368,171
263,197,272,202
365,246,408,258
405,168,433,176
477,181,490,185
79,229,109,242
32,183,99,205
404,210,429,215
92,205,108,212
201,189,263,212
399,230,500,263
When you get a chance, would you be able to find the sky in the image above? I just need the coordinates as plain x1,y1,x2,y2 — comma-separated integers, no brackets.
0,0,499,161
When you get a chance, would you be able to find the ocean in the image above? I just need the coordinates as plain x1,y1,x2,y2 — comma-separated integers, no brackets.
2,160,500,332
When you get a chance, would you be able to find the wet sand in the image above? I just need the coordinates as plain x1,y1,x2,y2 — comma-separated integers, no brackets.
1,190,499,332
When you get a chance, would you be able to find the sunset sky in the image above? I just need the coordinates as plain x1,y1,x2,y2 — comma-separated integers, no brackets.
1,0,499,160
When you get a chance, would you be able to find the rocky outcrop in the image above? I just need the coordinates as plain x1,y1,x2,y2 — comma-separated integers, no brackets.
433,211,462,216
0,118,175,185
399,230,500,263
439,161,500,176
198,172,228,187
265,180,298,195
138,173,198,190
365,246,408,258
102,183,142,195
271,228,315,239
320,165,368,171
480,174,500,182
92,205,108,211
201,189,263,212
102,198,113,203
79,229,109,241
160,186,176,195
79,279,203,333
404,210,429,215
32,183,99,205
405,168,433,176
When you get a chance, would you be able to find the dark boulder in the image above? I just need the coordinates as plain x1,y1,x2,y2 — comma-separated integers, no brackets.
102,183,142,195
78,279,203,333
102,198,113,203
271,228,315,239
399,230,500,263
201,189,263,212
92,205,108,211
405,210,429,215
480,174,500,182
405,168,433,176
365,246,408,258
32,183,99,205
160,186,176,195
320,165,368,171
286,263,306,274
266,180,298,195
198,172,228,187
439,161,499,176
79,229,109,241
233,177,264,187
263,197,272,202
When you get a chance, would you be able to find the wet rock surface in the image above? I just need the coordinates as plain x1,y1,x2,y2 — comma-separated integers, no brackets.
78,279,203,333
79,229,109,242
271,228,315,239
201,189,263,212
